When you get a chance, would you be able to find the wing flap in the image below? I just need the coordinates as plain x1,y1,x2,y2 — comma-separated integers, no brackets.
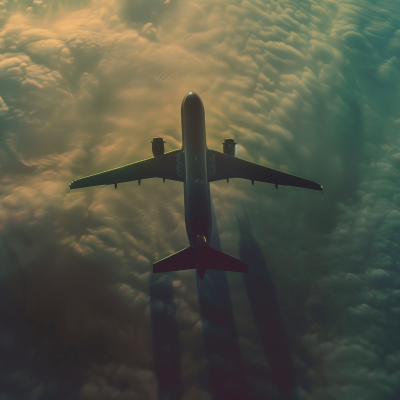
208,149,322,191
70,149,183,190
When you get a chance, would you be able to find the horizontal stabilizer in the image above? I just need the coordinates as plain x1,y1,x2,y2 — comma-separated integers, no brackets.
153,247,195,273
153,246,248,276
206,246,249,273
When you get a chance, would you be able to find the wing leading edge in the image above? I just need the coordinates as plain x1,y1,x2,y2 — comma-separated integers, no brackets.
208,149,322,191
69,149,183,190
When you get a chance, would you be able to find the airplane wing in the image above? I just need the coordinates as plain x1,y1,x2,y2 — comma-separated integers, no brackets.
69,149,183,190
207,149,322,191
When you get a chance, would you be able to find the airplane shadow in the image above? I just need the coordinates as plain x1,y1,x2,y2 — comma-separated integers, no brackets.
238,208,295,400
150,273,182,400
150,204,297,400
195,203,250,400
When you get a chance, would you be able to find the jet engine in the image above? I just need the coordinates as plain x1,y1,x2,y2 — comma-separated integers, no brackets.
152,137,165,156
222,138,237,156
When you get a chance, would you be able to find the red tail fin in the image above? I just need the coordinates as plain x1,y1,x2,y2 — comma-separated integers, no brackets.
153,246,248,278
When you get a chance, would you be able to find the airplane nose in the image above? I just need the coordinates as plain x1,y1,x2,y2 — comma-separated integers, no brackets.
186,91,200,100
182,91,202,108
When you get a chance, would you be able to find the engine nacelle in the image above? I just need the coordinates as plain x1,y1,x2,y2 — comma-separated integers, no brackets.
222,138,237,156
152,137,165,156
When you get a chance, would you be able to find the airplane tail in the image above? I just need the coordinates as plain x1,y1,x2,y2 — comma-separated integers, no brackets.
153,246,248,279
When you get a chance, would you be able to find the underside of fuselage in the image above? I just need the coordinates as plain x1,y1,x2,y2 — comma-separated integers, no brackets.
171,92,248,278
181,92,212,251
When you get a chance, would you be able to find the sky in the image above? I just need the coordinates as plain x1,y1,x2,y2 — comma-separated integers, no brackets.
0,0,400,399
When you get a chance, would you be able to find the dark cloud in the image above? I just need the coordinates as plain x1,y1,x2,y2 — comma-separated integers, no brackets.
0,222,156,399
120,0,179,25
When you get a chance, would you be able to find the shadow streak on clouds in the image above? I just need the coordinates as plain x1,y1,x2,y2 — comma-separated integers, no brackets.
150,273,181,400
195,202,249,400
237,208,295,400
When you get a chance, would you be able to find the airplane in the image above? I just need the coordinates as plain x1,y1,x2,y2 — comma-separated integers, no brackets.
69,92,323,279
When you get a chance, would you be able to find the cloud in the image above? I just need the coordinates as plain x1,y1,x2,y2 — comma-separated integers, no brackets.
0,94,8,115
0,0,400,399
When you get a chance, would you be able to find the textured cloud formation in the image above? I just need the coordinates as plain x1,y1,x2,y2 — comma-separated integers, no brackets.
1,0,400,399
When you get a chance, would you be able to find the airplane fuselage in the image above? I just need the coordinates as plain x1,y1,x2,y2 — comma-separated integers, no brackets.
181,92,211,276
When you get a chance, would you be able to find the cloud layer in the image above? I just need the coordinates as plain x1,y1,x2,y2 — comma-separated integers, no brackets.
1,0,400,399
